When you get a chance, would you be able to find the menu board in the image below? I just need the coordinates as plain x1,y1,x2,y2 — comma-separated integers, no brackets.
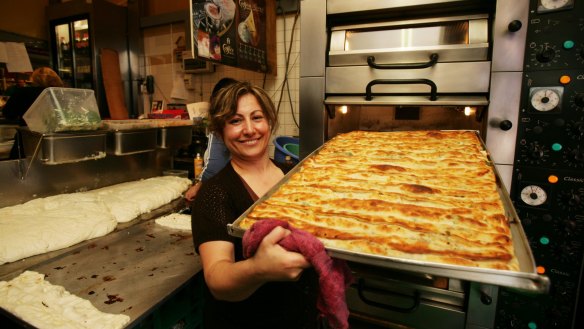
190,0,267,72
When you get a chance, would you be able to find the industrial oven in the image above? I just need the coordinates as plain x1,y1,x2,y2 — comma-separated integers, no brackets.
299,0,583,328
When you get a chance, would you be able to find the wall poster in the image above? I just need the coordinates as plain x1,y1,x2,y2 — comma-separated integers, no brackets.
190,0,267,72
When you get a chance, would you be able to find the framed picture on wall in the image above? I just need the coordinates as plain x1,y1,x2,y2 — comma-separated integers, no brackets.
189,0,268,72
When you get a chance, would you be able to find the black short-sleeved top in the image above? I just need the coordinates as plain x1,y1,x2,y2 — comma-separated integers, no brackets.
191,161,319,329
2,86,44,126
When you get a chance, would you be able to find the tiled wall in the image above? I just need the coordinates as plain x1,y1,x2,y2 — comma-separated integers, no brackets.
141,13,301,156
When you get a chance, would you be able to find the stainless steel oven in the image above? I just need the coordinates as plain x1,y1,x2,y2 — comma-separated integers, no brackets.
300,0,528,193
299,0,532,328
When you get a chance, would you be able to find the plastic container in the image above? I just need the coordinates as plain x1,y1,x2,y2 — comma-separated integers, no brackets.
23,87,101,133
283,143,299,157
274,136,299,163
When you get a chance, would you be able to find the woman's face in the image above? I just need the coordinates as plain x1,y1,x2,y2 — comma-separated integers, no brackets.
222,93,271,161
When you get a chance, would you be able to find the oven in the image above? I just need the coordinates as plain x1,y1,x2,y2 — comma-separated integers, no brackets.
299,0,533,328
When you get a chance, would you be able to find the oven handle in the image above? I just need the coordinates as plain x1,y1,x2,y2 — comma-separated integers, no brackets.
367,53,439,70
365,79,438,101
357,278,421,313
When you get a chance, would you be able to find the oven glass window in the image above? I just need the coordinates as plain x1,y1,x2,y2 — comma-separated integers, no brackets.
345,21,469,51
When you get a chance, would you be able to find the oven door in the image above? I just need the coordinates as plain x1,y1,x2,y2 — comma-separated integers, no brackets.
329,14,489,66
345,262,500,329
346,263,467,329
326,14,491,106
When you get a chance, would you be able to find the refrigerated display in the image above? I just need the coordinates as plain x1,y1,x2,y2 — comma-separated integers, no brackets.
47,0,128,119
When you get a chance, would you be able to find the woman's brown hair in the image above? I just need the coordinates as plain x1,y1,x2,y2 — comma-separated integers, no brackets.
208,81,278,137
30,67,64,88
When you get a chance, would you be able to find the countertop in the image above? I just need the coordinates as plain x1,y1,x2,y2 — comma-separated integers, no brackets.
0,200,202,328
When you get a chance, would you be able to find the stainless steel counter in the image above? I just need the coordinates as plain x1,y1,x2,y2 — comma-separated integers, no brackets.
0,200,202,328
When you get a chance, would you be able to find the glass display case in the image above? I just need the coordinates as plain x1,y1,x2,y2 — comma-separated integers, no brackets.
47,0,128,119
52,17,92,89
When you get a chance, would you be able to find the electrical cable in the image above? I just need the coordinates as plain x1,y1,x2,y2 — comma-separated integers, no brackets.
274,0,300,129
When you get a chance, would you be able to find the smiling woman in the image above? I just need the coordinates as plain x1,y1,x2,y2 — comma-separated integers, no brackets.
190,81,322,329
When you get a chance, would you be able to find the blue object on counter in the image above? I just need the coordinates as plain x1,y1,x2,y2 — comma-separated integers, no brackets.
274,136,299,163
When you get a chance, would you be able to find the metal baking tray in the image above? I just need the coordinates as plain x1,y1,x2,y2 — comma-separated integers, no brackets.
19,128,107,164
228,130,550,293
158,126,192,149
107,128,158,155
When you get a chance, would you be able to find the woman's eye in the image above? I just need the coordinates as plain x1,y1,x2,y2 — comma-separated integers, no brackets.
228,118,242,125
252,115,264,121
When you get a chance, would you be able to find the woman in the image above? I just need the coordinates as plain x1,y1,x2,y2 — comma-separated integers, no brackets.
3,67,64,125
191,81,320,329
2,67,63,159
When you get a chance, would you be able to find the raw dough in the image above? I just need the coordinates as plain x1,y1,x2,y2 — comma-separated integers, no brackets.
0,176,192,265
155,213,192,231
0,271,130,329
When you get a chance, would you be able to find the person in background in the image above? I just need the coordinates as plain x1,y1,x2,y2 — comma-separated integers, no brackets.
2,67,64,159
2,75,27,98
191,81,320,328
184,77,237,201
3,67,64,125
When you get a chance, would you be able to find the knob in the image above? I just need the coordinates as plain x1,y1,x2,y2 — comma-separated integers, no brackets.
508,20,522,32
528,144,545,159
558,190,583,210
554,217,582,238
499,120,513,131
567,121,584,139
536,46,556,63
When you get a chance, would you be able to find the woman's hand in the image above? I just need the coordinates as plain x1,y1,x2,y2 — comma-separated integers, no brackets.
251,226,311,281
184,181,202,201
198,227,310,301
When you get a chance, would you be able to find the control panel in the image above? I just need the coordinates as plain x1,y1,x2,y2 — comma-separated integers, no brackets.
496,0,584,328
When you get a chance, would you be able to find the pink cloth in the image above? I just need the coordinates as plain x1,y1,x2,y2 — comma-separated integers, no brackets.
242,219,353,329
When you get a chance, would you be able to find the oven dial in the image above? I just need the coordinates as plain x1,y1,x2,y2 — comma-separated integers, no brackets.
530,88,562,112
563,145,584,168
553,216,583,238
529,43,560,67
565,119,584,140
520,185,548,206
520,141,550,165
557,189,583,211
